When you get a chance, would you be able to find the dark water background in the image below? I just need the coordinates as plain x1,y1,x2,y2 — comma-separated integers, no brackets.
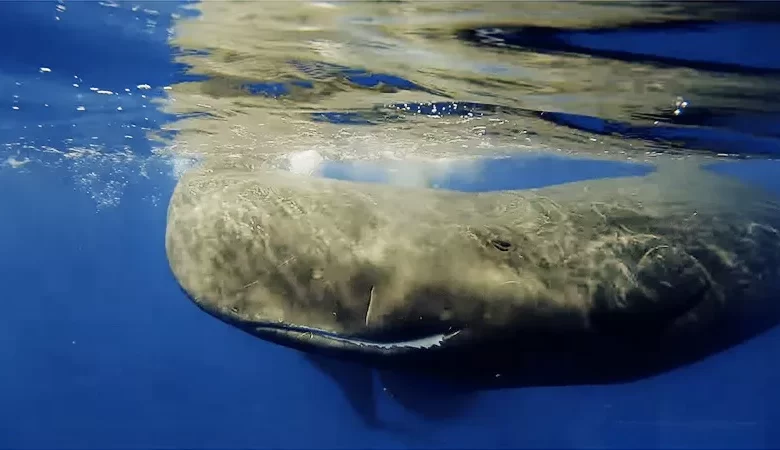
1,1,780,448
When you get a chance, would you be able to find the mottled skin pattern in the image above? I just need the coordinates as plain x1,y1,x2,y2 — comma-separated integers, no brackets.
165,160,780,385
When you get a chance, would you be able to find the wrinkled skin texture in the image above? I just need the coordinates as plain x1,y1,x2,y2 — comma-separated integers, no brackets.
165,160,780,386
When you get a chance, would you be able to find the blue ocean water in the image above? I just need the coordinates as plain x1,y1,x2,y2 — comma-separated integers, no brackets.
1,1,780,448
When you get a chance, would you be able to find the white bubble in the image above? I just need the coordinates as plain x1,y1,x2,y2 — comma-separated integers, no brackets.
288,150,324,175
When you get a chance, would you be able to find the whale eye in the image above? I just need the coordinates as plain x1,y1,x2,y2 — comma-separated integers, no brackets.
490,239,512,252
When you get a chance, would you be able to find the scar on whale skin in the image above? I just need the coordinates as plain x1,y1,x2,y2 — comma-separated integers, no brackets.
165,158,780,386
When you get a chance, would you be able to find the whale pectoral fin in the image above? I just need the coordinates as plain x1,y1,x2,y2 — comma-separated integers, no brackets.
304,353,381,427
588,245,715,336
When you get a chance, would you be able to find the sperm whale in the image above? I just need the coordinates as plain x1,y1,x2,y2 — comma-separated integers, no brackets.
165,157,780,386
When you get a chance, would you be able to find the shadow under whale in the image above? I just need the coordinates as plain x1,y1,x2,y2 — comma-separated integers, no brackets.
304,352,478,429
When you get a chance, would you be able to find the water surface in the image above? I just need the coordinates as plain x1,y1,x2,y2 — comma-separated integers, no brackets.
159,0,780,178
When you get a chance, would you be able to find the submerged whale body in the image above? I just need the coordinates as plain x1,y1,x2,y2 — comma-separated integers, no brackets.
165,159,780,388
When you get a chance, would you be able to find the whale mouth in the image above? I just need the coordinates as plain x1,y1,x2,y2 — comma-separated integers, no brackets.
251,322,463,352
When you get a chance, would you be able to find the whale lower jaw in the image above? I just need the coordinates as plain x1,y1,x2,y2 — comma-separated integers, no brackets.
251,323,463,351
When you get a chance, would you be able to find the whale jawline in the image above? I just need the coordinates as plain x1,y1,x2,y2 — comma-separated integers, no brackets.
250,322,463,351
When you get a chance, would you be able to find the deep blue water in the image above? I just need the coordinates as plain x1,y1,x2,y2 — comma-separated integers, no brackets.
2,1,780,448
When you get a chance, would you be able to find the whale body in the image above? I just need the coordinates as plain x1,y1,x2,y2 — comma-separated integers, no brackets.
165,159,780,387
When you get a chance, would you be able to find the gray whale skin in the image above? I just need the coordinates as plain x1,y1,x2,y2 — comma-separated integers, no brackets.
165,160,780,387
